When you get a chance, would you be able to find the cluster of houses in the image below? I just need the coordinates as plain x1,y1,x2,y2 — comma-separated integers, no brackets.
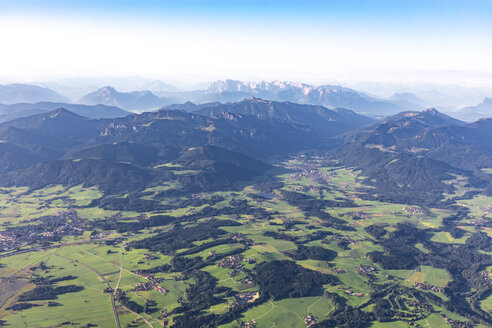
345,289,364,297
443,316,473,328
479,270,492,286
132,270,155,280
284,156,332,185
0,210,84,252
290,165,331,185
357,265,376,275
402,207,425,214
238,319,257,328
130,269,168,295
304,314,318,327
413,283,444,293
218,254,244,276
218,254,256,278
143,253,160,260
90,231,110,240
479,205,492,216
233,233,256,247
232,291,259,306
159,308,169,321
238,275,254,286
331,234,360,247
133,278,167,295
467,218,486,227
350,211,369,220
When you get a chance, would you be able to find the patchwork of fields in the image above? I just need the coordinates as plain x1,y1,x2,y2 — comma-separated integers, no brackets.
0,156,491,328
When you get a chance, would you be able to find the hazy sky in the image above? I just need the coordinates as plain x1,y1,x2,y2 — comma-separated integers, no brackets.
1,0,492,87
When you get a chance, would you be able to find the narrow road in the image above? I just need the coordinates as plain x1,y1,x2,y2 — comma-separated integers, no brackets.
50,253,121,328
115,251,123,292
0,239,128,328
122,305,154,328
253,300,276,321
307,296,323,313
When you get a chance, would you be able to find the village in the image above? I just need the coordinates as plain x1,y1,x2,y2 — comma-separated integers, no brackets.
133,279,167,294
0,210,84,252
217,254,257,279
285,157,332,185
402,207,425,215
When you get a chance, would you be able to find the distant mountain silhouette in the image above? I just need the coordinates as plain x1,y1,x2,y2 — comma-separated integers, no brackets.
73,80,429,116
0,84,69,104
0,102,130,123
387,92,427,108
194,80,420,115
79,86,171,111
453,98,492,122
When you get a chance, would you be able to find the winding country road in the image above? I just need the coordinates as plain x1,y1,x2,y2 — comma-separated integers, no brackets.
115,251,123,292
50,253,121,328
0,239,126,328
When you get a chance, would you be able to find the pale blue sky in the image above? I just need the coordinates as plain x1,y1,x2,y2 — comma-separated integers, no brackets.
0,1,491,86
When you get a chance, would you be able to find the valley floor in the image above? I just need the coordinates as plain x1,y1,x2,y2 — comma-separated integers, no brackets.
0,155,491,328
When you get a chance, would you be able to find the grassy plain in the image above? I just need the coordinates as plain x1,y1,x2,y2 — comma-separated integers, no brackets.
0,158,491,327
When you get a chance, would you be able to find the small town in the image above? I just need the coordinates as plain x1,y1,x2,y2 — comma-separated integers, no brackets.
0,210,84,252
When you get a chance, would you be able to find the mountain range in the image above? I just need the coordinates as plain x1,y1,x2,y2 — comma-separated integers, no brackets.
0,100,336,195
0,94,492,211
79,86,172,111
0,98,373,173
1,80,431,116
332,108,492,205
0,101,130,123
351,108,492,177
168,97,375,137
0,84,69,104
5,80,492,122
78,81,409,115
453,98,492,122
387,92,427,109
195,80,421,115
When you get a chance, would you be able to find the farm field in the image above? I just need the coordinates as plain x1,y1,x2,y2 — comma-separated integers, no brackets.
0,156,491,328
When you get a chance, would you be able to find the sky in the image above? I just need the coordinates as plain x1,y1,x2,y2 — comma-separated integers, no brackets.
1,0,492,88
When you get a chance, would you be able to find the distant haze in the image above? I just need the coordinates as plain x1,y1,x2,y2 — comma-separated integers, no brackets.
0,1,491,90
